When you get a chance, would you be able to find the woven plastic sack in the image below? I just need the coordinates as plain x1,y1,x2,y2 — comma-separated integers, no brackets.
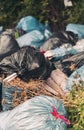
66,23,84,39
66,65,84,90
0,95,69,130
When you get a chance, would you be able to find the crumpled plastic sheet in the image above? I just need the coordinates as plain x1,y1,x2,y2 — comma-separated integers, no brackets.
2,85,23,111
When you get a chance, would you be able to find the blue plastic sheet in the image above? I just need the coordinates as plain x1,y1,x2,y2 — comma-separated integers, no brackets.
66,24,84,39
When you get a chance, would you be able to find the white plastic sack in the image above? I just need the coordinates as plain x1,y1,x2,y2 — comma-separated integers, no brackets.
66,65,84,90
0,95,70,130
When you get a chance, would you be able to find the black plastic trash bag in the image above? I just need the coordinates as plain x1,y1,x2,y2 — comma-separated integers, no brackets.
40,31,78,51
0,32,20,60
53,51,84,76
0,46,54,81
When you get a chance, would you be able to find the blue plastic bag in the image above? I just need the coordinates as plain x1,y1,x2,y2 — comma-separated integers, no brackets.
16,30,45,48
0,95,69,130
66,65,84,90
16,16,51,33
16,16,52,48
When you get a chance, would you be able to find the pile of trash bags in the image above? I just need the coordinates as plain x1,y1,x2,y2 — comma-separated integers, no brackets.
0,15,84,130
